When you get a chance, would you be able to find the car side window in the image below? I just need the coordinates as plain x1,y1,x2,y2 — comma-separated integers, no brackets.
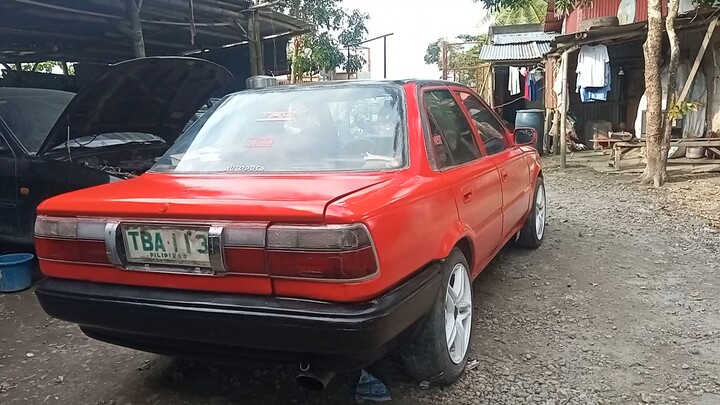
423,90,482,169
456,91,508,155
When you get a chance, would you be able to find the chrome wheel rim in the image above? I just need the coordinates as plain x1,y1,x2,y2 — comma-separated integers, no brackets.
444,263,472,364
535,183,546,240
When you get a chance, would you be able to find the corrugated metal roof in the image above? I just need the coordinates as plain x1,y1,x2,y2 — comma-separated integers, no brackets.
492,32,558,45
479,42,551,61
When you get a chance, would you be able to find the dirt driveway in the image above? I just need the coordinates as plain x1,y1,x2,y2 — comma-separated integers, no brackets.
2,165,720,405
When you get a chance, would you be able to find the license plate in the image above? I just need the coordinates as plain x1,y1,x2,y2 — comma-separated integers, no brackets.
122,225,211,268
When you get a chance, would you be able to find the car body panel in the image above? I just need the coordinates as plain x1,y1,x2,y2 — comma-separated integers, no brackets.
34,79,543,368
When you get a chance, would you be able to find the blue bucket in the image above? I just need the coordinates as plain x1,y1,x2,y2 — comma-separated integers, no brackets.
0,253,35,292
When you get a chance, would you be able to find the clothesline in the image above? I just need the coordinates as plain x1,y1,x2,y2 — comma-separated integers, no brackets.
495,85,546,109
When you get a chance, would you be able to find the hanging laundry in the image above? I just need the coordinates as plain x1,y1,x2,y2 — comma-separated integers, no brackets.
576,44,611,103
508,66,521,95
576,44,609,88
526,75,540,102
578,62,611,103
520,67,530,100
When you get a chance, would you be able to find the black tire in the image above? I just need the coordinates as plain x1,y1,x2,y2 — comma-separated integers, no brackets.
400,248,472,386
517,176,546,249
579,16,619,31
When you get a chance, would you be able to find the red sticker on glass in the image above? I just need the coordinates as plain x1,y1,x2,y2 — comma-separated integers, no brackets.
433,135,443,145
244,137,275,148
256,111,296,121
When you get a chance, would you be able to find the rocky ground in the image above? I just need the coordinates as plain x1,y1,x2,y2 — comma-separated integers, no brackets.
2,162,720,405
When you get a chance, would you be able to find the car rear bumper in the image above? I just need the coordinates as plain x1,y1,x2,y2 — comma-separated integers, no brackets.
35,264,442,371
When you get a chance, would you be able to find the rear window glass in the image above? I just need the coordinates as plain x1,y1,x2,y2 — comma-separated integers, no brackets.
152,84,407,173
0,89,74,154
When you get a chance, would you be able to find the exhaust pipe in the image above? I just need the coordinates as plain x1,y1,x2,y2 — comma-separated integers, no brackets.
295,362,335,392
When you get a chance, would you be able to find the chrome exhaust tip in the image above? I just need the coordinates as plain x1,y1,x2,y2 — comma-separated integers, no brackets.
295,362,335,392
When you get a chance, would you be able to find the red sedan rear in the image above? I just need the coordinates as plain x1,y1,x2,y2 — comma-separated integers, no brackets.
34,80,545,387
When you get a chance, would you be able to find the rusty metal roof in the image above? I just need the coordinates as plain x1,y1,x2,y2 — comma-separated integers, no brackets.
479,42,551,62
492,32,558,45
0,0,312,63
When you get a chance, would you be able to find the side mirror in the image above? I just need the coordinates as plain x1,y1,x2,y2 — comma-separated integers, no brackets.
514,127,537,147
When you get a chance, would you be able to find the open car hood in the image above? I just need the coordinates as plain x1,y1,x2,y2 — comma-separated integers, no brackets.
36,57,234,156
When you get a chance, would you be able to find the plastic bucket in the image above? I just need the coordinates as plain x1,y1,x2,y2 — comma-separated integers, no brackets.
0,253,35,293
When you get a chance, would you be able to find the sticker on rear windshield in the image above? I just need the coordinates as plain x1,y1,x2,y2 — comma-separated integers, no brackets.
256,112,296,121
226,165,265,172
244,137,275,148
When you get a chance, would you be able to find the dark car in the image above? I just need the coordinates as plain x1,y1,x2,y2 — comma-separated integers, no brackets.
0,57,233,246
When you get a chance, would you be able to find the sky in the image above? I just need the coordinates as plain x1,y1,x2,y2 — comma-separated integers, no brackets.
341,0,489,80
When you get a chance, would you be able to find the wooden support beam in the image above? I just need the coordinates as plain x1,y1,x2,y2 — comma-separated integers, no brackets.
543,108,552,154
247,9,263,76
678,17,718,104
559,50,569,168
124,0,146,58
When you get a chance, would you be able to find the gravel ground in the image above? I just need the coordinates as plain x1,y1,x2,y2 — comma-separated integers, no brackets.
2,163,720,405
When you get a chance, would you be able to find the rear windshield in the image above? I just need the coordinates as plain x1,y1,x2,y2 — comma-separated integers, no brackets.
152,84,407,173
0,89,74,154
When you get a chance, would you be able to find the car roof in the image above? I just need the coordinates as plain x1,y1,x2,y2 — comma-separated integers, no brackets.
235,79,467,96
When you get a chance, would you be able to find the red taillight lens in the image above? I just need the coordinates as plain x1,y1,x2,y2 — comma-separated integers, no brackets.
267,247,377,280
266,224,378,281
224,247,266,275
35,216,109,264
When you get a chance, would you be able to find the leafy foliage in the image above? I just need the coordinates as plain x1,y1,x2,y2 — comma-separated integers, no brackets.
281,1,369,81
424,35,489,85
667,100,701,120
482,0,548,25
8,62,75,75
474,0,590,15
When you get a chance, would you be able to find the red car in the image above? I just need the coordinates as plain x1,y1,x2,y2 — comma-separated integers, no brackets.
34,80,545,388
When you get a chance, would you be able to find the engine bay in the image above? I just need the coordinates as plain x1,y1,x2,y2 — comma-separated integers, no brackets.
49,144,170,179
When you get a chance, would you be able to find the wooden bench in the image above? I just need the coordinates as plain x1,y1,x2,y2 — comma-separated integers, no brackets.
612,138,720,170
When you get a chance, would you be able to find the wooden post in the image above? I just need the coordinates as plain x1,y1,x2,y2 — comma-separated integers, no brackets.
490,65,496,109
125,0,146,58
543,108,552,154
560,50,569,168
552,109,561,155
441,41,448,81
247,10,263,76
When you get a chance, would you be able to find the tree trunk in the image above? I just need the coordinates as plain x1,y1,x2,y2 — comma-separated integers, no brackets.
640,0,667,187
290,36,301,84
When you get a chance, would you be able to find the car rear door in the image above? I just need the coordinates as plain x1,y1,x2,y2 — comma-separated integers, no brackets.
0,130,20,243
422,87,503,275
453,89,532,241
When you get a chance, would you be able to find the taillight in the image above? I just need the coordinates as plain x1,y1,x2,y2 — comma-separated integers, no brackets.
35,216,108,264
266,224,379,281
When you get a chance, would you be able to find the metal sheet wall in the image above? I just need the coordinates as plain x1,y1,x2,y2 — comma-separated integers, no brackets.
564,0,668,34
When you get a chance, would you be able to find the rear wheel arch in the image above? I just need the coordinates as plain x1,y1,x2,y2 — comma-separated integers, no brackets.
455,237,473,271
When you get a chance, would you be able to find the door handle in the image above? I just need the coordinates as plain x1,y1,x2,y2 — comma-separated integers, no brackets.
461,187,473,203
500,170,509,182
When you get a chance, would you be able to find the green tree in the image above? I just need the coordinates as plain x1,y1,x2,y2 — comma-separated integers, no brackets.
339,9,370,78
280,0,344,82
8,61,75,75
424,35,488,85
281,1,369,82
481,0,548,25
